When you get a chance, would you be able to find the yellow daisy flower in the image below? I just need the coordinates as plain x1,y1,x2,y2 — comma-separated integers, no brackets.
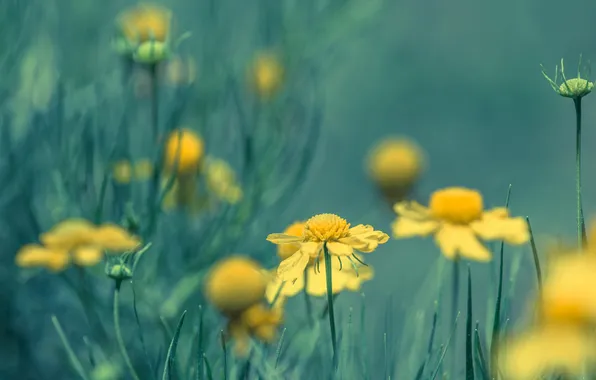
500,252,596,379
15,219,141,272
265,256,374,306
392,187,529,261
266,213,388,282
227,303,283,357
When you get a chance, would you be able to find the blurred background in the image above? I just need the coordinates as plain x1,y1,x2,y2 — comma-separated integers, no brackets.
2,0,596,378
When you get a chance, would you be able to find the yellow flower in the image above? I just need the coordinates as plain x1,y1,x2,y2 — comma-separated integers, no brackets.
116,3,173,45
164,129,204,175
204,256,268,316
112,159,154,184
500,325,596,380
265,255,374,306
227,303,282,357
367,137,425,202
204,157,243,204
392,187,529,261
266,213,388,281
249,52,284,99
15,219,141,272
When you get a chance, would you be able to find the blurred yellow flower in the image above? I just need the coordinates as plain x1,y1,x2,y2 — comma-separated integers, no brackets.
500,325,596,380
164,129,204,175
392,187,529,261
249,52,284,99
204,256,268,316
116,3,172,45
265,255,374,306
204,157,243,204
227,303,282,357
112,159,154,184
15,219,141,272
267,213,388,282
367,137,425,202
500,252,596,379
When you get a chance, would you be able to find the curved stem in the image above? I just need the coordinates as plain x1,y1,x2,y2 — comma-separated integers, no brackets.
114,280,141,380
52,315,90,380
573,97,586,248
323,244,338,370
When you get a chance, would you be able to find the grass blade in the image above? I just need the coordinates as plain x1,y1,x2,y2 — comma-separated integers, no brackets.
474,322,489,380
203,354,214,380
489,185,511,380
465,266,475,380
196,305,204,380
161,310,187,380
525,217,543,293
430,312,460,380
51,316,90,380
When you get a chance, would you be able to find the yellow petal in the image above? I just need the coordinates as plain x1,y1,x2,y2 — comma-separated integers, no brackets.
41,219,96,249
435,225,491,261
305,263,349,296
393,201,430,220
93,224,141,251
471,211,529,245
15,245,70,271
326,242,353,256
277,251,310,282
301,241,323,258
391,217,438,238
266,233,302,245
73,246,104,266
500,326,596,380
349,225,374,235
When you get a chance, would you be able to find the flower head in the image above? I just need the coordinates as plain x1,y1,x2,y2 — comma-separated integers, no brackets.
367,137,425,202
267,213,388,281
392,187,529,261
227,303,282,357
114,3,172,55
204,256,268,315
250,52,284,99
541,56,593,99
164,128,204,175
15,219,141,272
204,157,243,204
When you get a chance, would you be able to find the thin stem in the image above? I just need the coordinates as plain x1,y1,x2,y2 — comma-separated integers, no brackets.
451,257,460,376
573,97,586,248
323,243,338,370
51,315,90,380
114,280,141,380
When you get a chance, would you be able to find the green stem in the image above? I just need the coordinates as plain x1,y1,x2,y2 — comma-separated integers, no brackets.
51,315,90,380
323,243,338,370
114,280,141,380
303,270,313,326
451,256,460,377
573,97,586,248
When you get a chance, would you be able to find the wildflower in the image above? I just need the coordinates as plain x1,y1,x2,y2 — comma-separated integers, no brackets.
367,137,425,203
249,52,284,99
392,187,529,261
265,255,374,307
204,256,281,356
204,157,243,204
105,243,151,281
114,3,172,55
163,129,204,210
112,159,153,184
15,219,141,272
541,57,593,99
267,214,388,282
500,252,596,379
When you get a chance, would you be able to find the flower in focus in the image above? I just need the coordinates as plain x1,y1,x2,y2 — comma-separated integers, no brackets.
266,213,389,282
392,187,529,261
500,252,596,379
541,56,593,99
112,159,153,184
367,137,425,203
265,254,374,308
204,157,243,204
15,219,141,272
249,51,284,99
114,3,173,55
276,221,306,261
204,256,281,356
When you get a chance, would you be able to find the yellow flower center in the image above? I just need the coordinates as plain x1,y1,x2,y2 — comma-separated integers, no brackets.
429,187,484,224
304,214,350,242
